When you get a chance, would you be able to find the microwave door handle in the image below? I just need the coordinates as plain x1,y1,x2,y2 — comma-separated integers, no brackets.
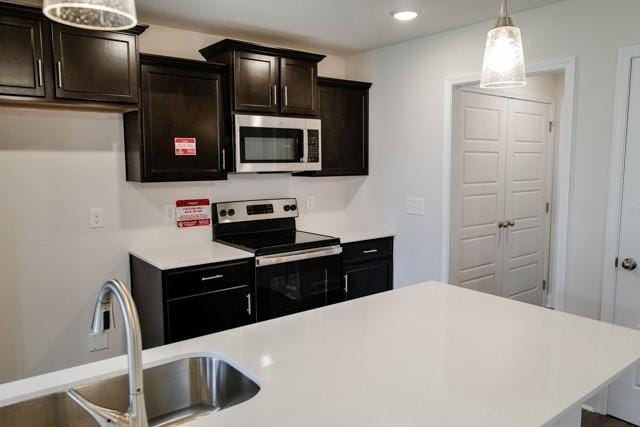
299,132,305,163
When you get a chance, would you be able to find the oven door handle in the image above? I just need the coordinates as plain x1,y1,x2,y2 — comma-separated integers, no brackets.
256,245,342,267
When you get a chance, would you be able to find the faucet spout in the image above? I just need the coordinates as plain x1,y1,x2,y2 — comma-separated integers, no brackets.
68,279,148,427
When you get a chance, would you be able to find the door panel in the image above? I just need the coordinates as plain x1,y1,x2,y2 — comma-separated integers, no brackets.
233,52,278,113
280,58,317,115
52,24,138,103
502,99,550,305
451,91,507,295
343,258,393,300
608,58,640,425
0,15,45,97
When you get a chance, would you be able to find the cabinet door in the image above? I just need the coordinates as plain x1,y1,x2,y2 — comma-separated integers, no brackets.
317,81,369,175
140,64,227,181
233,51,278,113
52,24,138,103
343,258,393,301
0,15,45,97
166,286,255,343
280,58,317,115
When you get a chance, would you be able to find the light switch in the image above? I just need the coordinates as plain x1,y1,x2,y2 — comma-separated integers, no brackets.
89,208,104,228
406,198,425,216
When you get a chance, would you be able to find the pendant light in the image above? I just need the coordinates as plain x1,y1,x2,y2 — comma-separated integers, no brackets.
43,0,137,31
480,0,526,89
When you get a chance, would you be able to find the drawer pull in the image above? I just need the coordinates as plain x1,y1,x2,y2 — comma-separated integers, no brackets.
201,274,224,282
362,249,379,254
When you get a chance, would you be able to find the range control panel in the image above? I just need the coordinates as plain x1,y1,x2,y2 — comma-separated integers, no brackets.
214,198,298,223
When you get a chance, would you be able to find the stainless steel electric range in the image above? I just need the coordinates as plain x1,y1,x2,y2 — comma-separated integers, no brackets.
212,198,343,321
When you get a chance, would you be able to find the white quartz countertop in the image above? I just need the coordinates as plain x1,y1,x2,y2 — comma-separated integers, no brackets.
129,241,254,270
302,224,394,244
3,282,640,426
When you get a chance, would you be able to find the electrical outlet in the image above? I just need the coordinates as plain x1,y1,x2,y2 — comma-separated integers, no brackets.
163,204,176,223
89,208,104,228
89,331,109,352
406,198,425,216
306,195,316,211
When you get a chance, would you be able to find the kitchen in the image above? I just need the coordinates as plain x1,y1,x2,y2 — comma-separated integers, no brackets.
2,0,640,426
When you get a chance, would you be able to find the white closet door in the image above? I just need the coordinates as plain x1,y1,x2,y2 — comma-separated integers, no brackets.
450,90,508,295
501,99,551,306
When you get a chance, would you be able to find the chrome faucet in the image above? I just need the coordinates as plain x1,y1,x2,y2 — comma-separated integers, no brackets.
67,279,148,427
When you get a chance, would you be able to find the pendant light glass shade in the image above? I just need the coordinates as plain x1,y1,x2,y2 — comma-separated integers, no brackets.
43,0,137,31
480,0,526,89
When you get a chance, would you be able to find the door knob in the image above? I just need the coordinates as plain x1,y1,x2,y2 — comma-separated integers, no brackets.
507,220,516,227
622,258,638,271
498,221,506,228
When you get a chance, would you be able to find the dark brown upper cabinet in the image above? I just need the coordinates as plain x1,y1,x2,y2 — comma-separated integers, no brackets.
280,57,317,115
52,24,138,104
199,39,325,117
0,2,146,110
297,77,372,177
233,51,278,113
124,55,230,182
0,14,46,98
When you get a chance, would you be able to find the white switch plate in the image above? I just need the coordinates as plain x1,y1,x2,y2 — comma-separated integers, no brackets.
89,332,109,352
406,198,425,216
306,195,316,211
89,208,104,228
163,204,176,223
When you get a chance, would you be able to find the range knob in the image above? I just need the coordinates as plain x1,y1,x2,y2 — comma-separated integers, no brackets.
290,205,297,211
228,209,235,216
219,209,227,217
284,205,291,212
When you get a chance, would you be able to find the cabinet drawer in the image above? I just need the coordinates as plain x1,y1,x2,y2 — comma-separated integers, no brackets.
165,260,252,299
342,237,393,265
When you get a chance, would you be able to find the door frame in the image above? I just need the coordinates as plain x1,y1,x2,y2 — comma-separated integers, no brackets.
441,57,577,311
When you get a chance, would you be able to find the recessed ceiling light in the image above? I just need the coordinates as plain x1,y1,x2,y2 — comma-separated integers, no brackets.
391,10,419,21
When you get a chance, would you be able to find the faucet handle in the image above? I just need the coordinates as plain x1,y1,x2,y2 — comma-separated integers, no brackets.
67,389,131,427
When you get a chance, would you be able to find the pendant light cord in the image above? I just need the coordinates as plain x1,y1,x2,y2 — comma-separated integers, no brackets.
495,0,513,28
500,0,508,18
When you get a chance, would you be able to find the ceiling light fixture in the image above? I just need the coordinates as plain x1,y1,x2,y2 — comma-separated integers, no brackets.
480,0,526,89
391,10,418,21
43,0,138,31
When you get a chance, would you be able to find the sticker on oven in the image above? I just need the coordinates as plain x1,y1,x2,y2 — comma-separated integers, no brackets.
176,199,211,228
175,137,196,156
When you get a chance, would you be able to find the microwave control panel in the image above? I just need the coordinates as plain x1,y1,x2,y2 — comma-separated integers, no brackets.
307,129,320,163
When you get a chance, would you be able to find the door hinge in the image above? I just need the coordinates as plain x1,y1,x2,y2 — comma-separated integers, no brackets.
615,257,619,268
546,202,550,213
542,280,547,291
548,121,554,133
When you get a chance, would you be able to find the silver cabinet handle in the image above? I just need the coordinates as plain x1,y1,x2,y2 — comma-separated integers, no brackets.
201,274,224,282
273,85,278,106
344,274,349,295
246,293,252,315
284,86,288,106
56,61,62,88
221,148,226,171
622,258,638,271
37,59,43,87
362,249,379,254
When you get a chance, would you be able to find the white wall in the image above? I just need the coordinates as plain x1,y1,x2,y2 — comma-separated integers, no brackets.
0,24,350,384
346,0,640,320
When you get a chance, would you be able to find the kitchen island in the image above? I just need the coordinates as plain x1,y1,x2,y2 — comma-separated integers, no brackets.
2,282,640,426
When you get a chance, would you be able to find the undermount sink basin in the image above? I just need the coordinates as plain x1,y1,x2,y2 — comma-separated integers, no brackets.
0,356,260,426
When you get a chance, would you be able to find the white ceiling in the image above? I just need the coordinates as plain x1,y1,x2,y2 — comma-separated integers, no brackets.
135,0,563,55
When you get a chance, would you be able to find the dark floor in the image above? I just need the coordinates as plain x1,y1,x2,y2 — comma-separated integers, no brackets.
582,410,636,427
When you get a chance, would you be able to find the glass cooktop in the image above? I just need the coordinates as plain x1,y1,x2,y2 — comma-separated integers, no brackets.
216,230,339,255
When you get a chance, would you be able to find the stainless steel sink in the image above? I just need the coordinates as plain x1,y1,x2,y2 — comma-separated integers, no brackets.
0,356,260,426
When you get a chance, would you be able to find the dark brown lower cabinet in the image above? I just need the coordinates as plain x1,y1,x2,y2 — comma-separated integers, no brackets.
125,54,230,182
130,256,255,349
341,237,394,301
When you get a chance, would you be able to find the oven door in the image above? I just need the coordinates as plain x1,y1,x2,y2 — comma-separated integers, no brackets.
255,246,343,321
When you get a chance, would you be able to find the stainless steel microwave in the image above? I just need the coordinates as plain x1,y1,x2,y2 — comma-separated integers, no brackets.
234,114,321,173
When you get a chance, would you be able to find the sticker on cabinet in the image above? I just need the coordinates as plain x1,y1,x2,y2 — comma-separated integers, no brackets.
176,199,211,228
175,137,197,156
